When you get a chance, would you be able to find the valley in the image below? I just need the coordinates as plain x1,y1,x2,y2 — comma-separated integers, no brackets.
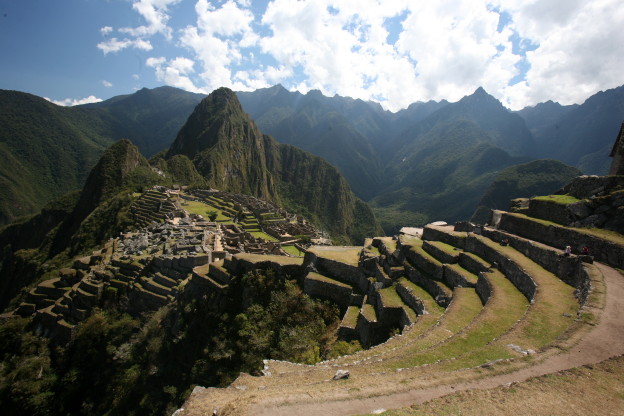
0,84,622,416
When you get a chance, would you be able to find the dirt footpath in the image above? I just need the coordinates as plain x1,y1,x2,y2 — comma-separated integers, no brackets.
252,263,624,416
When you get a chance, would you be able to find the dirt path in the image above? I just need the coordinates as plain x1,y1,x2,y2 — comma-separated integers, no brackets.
253,263,624,416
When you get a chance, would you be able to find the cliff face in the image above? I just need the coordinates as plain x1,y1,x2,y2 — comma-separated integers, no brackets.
168,88,382,244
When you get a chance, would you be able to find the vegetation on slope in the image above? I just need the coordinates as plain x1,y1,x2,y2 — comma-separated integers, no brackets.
471,159,581,223
0,268,342,416
167,87,383,244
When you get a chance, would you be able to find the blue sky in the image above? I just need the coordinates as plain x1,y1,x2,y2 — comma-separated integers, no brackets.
1,0,622,110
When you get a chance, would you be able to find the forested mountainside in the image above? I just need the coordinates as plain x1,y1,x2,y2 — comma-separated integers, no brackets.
1,84,621,231
167,87,382,244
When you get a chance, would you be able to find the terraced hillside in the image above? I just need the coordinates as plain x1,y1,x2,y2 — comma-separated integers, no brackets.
178,177,624,416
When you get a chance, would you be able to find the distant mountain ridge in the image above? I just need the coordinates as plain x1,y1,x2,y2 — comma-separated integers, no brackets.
1,83,622,232
168,87,382,244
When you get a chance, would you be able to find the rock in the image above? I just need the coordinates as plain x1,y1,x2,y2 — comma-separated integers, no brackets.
567,202,591,219
332,369,350,380
430,221,448,226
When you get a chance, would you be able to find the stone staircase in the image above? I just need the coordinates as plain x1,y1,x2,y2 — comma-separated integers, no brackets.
130,189,178,227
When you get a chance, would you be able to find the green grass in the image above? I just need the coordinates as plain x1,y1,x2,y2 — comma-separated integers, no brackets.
382,287,483,366
249,231,279,242
361,304,377,322
307,246,362,266
342,306,360,328
506,212,624,246
389,270,528,369
379,286,404,308
532,194,581,205
181,200,232,222
427,240,458,256
282,245,305,256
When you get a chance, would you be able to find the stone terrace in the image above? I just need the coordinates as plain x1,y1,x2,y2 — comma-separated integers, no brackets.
178,179,621,415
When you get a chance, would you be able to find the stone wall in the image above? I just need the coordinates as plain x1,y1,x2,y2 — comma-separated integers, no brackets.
475,273,492,304
404,264,452,307
497,212,624,270
395,282,425,315
482,227,585,288
304,252,369,293
464,235,537,301
303,272,352,310
421,226,467,249
558,175,624,199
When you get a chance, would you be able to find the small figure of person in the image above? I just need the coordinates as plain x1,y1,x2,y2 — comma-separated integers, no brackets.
581,246,590,255
563,245,572,257
500,238,509,246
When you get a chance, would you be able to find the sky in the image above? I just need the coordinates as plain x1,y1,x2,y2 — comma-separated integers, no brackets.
0,0,623,111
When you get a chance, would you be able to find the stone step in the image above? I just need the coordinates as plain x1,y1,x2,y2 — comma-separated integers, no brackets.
493,210,624,270
208,261,231,285
373,286,418,328
421,224,467,249
152,272,178,288
388,268,529,369
139,277,174,297
400,238,444,281
443,263,478,288
422,240,460,264
403,262,452,307
303,272,353,310
338,305,360,341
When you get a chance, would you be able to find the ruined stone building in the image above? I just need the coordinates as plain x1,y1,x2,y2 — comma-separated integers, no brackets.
609,121,624,175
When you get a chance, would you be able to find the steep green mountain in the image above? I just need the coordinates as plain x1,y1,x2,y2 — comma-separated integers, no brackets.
168,87,382,244
237,85,387,199
0,87,205,225
470,159,582,224
86,86,205,157
389,87,536,160
371,119,525,234
522,85,624,174
516,100,578,137
0,139,160,310
0,90,114,224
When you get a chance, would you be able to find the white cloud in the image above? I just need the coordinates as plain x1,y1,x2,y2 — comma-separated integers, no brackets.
177,0,257,92
98,0,179,54
45,95,103,106
147,56,203,92
99,0,624,111
101,80,113,87
119,0,181,39
97,37,153,54
496,0,624,109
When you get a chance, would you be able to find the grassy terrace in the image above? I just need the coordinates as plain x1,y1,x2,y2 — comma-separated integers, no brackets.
307,246,362,266
445,263,479,286
532,194,581,205
282,245,305,256
427,240,459,257
233,252,304,266
389,269,528,369
249,231,279,242
506,212,624,246
379,286,405,308
361,303,377,321
380,287,483,366
307,272,352,289
404,238,444,269
474,235,578,351
182,199,232,222
342,306,360,328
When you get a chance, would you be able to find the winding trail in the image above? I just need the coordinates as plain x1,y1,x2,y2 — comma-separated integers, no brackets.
253,263,624,416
